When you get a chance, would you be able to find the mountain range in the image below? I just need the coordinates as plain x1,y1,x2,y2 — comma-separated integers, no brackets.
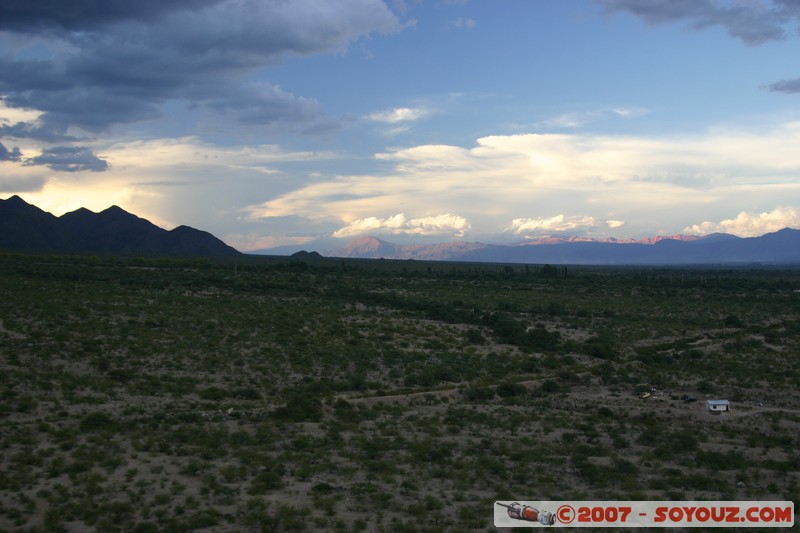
277,230,800,265
0,195,240,256
4,195,798,264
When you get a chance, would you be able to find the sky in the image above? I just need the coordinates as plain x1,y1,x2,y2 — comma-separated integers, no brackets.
1,0,800,252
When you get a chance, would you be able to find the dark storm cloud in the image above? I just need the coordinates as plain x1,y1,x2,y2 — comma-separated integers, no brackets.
0,0,404,138
0,0,222,32
5,86,163,134
595,0,796,46
766,78,800,94
0,57,70,92
0,141,22,161
596,0,800,96
23,146,109,172
0,120,77,142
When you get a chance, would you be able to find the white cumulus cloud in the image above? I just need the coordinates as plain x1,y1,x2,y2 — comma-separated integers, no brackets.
333,214,407,237
684,207,800,237
250,123,800,242
333,212,469,238
407,213,470,236
506,215,600,235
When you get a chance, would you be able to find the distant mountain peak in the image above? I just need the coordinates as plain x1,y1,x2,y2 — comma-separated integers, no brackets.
1,195,42,213
341,236,397,258
291,250,324,259
3,194,28,205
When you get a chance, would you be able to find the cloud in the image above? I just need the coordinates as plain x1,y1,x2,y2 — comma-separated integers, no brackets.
206,82,325,128
506,215,601,235
0,0,221,31
540,112,593,129
539,106,651,129
611,107,650,119
0,0,405,137
0,121,77,143
102,137,338,172
367,106,430,123
0,174,46,192
684,207,800,237
407,213,470,236
253,124,800,240
595,0,796,46
506,215,627,237
596,1,800,94
333,212,469,237
23,146,109,172
380,125,412,137
445,17,477,30
765,78,800,94
0,141,21,162
4,136,345,241
333,213,407,237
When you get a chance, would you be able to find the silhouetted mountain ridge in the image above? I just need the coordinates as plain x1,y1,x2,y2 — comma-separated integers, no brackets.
0,196,240,256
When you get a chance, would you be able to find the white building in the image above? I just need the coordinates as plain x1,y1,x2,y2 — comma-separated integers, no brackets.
706,399,730,413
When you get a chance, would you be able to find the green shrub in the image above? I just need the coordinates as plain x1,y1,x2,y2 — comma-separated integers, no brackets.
540,380,561,393
80,412,117,434
198,386,227,401
495,382,526,398
696,380,715,394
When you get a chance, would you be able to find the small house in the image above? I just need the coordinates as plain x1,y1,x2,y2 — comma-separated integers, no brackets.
706,399,730,413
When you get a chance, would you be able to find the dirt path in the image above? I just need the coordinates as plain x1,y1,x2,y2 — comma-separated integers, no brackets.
340,380,800,420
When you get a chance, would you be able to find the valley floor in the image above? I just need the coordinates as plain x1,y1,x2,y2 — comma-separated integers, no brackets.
1,253,798,531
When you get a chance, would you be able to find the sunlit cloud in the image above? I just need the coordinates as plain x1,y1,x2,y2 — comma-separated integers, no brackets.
506,215,599,235
104,137,338,171
505,215,627,238
334,213,407,237
2,136,343,235
685,207,800,237
253,123,800,241
333,212,469,238
407,213,470,236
